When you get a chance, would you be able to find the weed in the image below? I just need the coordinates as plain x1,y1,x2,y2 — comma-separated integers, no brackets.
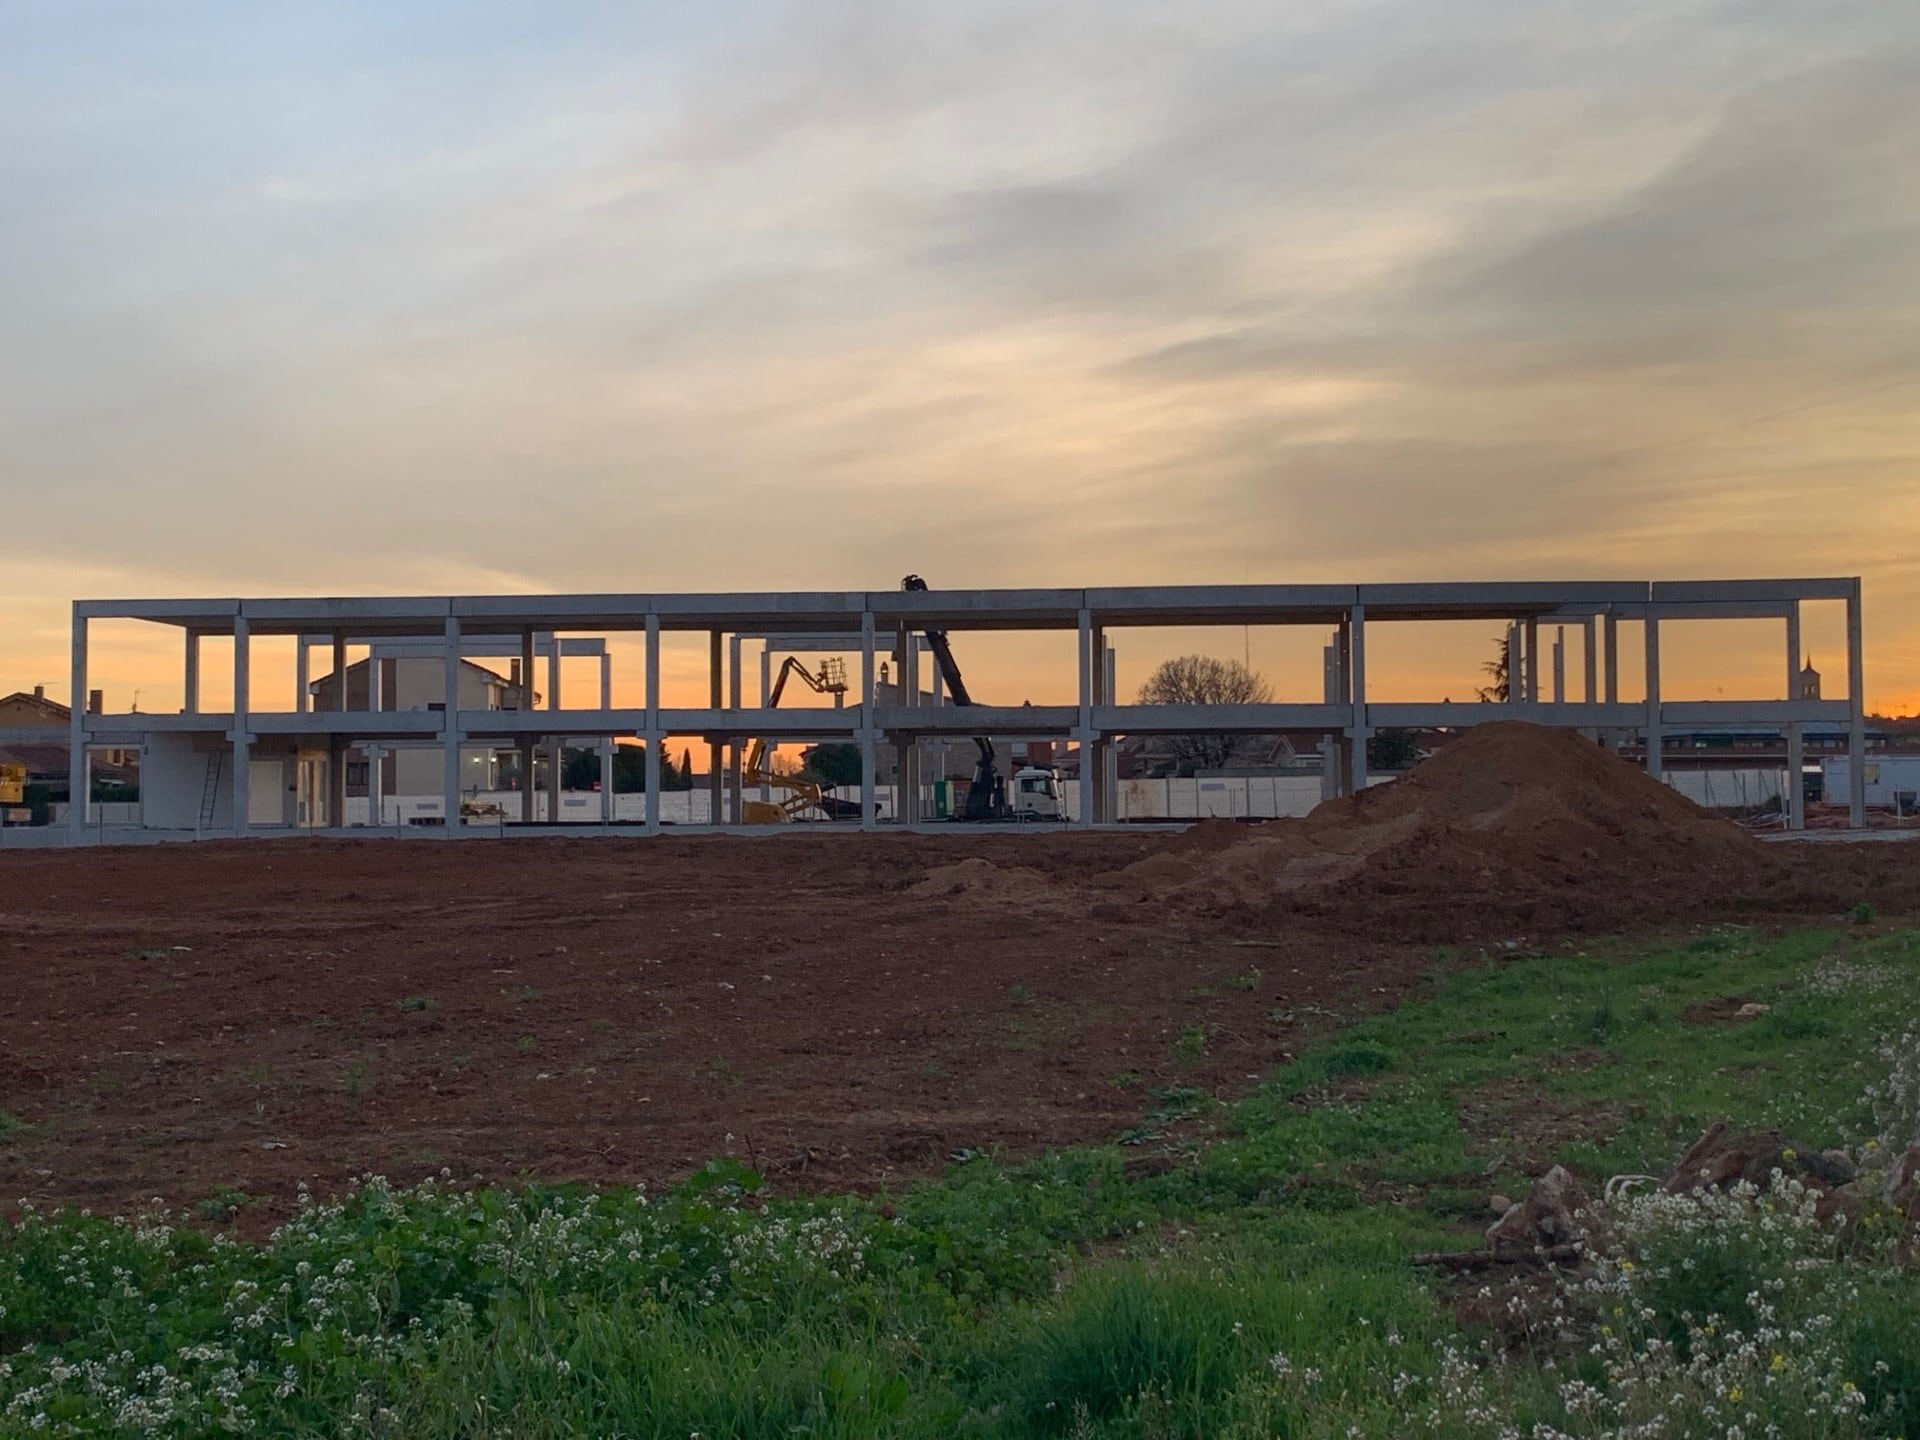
1589,987,1618,1040
1004,1016,1043,1052
2,924,1917,1440
1008,982,1033,1006
343,1056,373,1097
0,1110,27,1143
398,996,433,1013
193,1187,251,1222
1109,1071,1143,1089
1147,1086,1209,1123
1169,1026,1208,1066
1850,901,1877,925
514,1034,538,1053
1222,969,1260,992
510,985,543,1003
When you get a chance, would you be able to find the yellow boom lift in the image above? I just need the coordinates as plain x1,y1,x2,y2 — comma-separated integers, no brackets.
742,656,850,823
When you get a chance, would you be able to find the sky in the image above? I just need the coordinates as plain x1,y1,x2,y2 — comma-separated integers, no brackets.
2,0,1917,714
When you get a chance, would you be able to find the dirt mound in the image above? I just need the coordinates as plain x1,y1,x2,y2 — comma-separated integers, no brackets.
910,856,1057,905
1094,724,1781,934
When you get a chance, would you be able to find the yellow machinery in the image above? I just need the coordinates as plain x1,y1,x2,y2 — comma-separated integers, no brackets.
742,657,848,823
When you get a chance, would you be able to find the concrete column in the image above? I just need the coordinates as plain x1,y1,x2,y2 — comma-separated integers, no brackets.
860,611,877,831
291,637,305,716
1320,637,1340,803
441,615,462,836
366,743,383,829
1089,622,1106,823
600,652,614,825
1504,621,1523,703
232,614,251,837
1326,621,1355,798
1104,642,1119,823
185,632,202,716
1582,619,1598,704
727,634,743,824
890,624,909,824
1785,602,1804,831
1348,604,1368,794
929,641,945,790
1644,616,1663,782
519,629,536,824
1523,618,1539,706
644,614,662,835
1847,580,1867,828
368,652,383,712
1552,628,1566,705
759,645,773,806
328,739,347,830
707,630,723,827
327,632,348,829
903,631,922,824
547,635,564,826
1076,607,1094,827
67,606,88,840
1604,614,1619,704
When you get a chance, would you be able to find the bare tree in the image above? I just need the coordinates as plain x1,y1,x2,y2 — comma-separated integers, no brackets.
1136,655,1274,773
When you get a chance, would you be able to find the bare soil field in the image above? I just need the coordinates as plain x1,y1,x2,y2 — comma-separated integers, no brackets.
4,726,1916,1222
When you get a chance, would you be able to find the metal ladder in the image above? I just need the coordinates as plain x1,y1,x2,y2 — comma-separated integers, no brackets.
198,752,223,829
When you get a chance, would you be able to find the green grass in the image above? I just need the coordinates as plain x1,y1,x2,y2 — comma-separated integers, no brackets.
4,924,1919,1437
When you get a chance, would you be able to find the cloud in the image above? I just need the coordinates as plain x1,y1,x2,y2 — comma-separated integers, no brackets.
2,1,1919,705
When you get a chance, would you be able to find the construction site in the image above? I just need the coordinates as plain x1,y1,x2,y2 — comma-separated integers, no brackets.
4,575,1915,1219
43,575,1875,841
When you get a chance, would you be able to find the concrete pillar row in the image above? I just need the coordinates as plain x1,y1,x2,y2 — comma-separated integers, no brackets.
1847,580,1867,828
1785,602,1805,831
232,615,252,838
68,608,89,841
1644,616,1664,782
644,614,662,835
1347,604,1369,796
600,652,615,825
707,630,723,827
859,611,877,831
440,615,462,837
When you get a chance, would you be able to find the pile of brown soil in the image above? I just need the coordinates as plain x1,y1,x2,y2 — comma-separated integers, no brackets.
1093,723,1785,936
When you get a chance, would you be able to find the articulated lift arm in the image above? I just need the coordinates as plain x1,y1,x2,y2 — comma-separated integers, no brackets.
901,575,1004,819
742,655,849,821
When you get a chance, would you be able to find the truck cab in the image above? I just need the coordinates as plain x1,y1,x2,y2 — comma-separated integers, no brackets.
1011,766,1066,820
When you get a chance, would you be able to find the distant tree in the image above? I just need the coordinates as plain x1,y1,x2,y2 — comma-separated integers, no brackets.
1136,655,1274,773
561,747,599,791
677,747,696,791
1477,634,1512,703
561,743,662,793
799,742,862,788
1366,728,1423,772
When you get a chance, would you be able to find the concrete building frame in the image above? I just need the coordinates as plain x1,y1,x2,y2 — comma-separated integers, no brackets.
66,578,1869,840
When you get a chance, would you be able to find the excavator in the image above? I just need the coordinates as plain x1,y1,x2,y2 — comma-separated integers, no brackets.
739,582,1065,822
901,574,1065,822
741,656,860,823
